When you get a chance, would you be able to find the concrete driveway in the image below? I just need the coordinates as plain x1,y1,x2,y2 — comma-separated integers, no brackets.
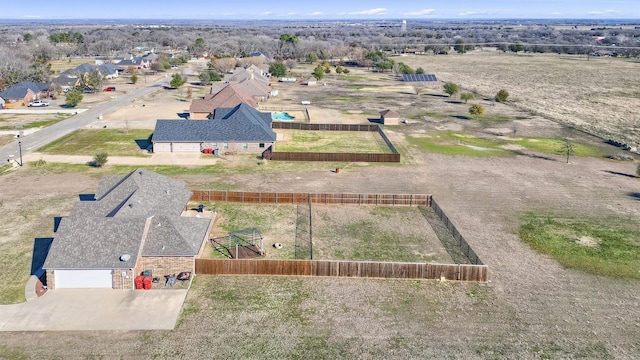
0,279,187,331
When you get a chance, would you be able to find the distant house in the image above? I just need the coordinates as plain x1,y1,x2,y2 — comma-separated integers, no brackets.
94,56,124,65
379,109,400,125
211,78,271,103
223,64,270,85
306,77,318,86
117,57,150,70
0,81,50,107
97,63,119,79
43,169,213,290
189,83,258,119
153,103,276,153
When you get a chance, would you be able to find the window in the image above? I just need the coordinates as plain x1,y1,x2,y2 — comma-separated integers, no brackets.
259,143,265,148
242,143,248,150
222,143,228,149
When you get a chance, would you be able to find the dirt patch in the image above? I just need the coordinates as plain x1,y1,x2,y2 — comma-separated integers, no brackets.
576,236,600,248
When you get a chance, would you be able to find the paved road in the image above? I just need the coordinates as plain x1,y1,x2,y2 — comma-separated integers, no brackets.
0,75,171,164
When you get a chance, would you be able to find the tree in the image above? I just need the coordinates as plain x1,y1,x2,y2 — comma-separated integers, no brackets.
209,57,236,73
199,70,221,85
305,52,318,64
461,92,474,103
150,62,163,72
169,73,185,88
443,82,459,97
454,39,467,54
188,37,206,57
93,153,108,168
557,138,575,164
285,59,297,72
268,62,287,77
313,65,325,81
130,74,138,84
65,91,83,107
469,104,485,119
23,33,33,42
126,66,139,76
509,42,524,53
416,67,425,74
495,89,509,102
186,87,193,100
87,70,103,91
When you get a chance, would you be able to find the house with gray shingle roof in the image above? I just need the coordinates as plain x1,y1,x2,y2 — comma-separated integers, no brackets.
43,169,213,290
153,103,276,154
0,81,50,107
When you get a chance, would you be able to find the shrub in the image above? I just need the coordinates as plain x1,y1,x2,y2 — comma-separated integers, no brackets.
495,89,509,102
93,152,108,167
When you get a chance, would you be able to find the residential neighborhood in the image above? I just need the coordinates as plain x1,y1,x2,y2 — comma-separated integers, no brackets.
0,11,639,359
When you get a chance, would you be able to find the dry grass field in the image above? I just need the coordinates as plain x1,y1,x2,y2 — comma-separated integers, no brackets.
1,51,640,358
401,52,640,146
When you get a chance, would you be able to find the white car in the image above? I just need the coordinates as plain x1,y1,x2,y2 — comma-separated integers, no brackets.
28,100,50,107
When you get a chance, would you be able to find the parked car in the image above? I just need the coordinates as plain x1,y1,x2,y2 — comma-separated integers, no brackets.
28,100,50,107
103,86,116,92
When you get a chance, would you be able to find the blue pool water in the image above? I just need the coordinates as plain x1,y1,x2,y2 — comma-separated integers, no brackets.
272,112,295,121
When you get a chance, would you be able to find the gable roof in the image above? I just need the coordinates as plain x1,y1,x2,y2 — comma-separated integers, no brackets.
69,168,192,218
143,215,211,256
379,109,400,118
190,83,257,114
223,65,270,85
154,103,276,143
97,63,118,76
44,215,211,269
0,81,49,100
43,216,146,269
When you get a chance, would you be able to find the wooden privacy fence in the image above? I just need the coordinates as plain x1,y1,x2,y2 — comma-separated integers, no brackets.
265,151,400,163
195,259,488,282
272,122,379,131
190,190,431,206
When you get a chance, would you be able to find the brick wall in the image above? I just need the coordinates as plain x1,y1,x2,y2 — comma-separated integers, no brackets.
135,256,195,279
111,269,135,290
46,270,55,290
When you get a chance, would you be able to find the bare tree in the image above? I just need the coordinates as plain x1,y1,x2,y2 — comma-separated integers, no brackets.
285,59,297,73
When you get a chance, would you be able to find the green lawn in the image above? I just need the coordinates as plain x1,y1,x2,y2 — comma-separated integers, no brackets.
407,132,506,157
407,131,604,158
36,129,153,157
519,213,640,279
312,206,451,263
276,130,393,153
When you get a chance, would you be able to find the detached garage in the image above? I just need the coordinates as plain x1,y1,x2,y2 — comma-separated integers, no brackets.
54,270,113,289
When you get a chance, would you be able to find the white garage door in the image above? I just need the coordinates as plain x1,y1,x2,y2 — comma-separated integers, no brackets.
55,270,113,289
171,142,201,152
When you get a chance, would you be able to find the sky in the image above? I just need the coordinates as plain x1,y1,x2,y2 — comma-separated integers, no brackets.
2,0,639,20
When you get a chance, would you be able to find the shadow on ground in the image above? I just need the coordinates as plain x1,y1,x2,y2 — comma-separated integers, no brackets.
627,192,640,201
603,170,637,179
31,238,53,277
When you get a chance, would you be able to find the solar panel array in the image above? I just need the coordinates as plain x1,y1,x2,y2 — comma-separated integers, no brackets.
402,74,437,82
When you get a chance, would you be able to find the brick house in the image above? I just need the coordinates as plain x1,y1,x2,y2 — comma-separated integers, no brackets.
43,169,213,290
0,81,50,108
189,83,258,119
153,103,276,153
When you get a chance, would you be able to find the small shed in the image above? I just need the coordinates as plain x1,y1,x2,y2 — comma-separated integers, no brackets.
379,109,400,125
306,77,318,86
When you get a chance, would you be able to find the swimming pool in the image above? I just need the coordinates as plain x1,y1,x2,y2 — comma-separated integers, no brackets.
272,112,295,121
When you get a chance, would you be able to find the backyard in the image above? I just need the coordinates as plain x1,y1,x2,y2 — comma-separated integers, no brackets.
275,129,393,153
